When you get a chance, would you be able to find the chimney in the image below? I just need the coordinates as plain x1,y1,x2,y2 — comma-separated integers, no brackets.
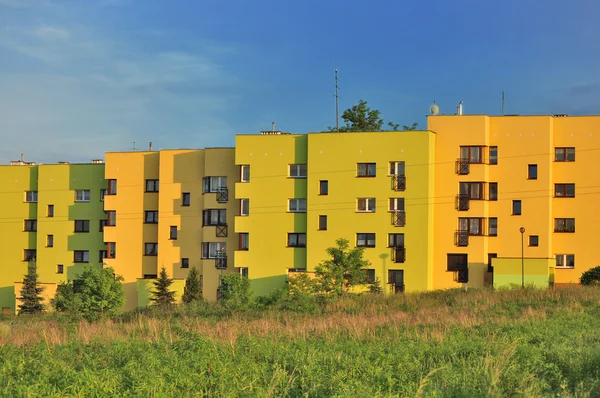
149,142,153,151
20,153,24,162
271,122,275,132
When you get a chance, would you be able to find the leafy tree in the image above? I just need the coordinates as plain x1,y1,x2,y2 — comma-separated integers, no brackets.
151,267,176,306
182,266,202,304
314,238,371,296
18,260,45,315
219,273,253,310
580,266,600,286
329,99,417,132
402,122,419,131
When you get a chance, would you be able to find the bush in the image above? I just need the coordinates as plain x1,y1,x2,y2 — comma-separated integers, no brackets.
219,274,253,310
580,266,600,286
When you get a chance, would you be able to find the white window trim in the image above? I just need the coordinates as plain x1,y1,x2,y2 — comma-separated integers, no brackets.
555,254,575,269
289,164,307,178
357,198,376,212
240,199,249,216
288,199,307,213
203,242,226,259
75,190,91,202
389,198,405,212
240,165,250,183
25,191,38,203
389,161,406,176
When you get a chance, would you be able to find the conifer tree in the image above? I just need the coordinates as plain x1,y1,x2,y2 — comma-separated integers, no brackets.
151,266,176,305
18,260,45,315
182,266,202,304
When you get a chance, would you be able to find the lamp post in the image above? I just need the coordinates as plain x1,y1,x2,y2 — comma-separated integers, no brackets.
520,227,526,288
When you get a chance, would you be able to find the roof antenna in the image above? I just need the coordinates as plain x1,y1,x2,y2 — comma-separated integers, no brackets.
132,141,136,151
334,68,341,132
501,91,505,116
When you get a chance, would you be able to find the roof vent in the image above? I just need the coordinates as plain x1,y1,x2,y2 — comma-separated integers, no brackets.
553,114,568,117
9,161,36,166
58,161,69,165
91,159,103,164
261,131,283,135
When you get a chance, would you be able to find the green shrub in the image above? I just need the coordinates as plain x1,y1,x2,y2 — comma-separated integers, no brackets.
219,273,253,310
181,266,202,304
580,266,600,286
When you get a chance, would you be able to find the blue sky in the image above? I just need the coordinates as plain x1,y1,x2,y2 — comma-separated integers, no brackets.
1,0,599,163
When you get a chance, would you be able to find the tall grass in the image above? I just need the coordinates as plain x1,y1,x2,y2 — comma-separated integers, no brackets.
0,286,599,396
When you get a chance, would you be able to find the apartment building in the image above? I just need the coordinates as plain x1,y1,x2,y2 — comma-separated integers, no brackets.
0,160,107,314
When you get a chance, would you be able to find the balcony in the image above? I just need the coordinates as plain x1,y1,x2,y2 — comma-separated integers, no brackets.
216,225,228,237
215,254,227,270
455,230,469,247
391,175,406,191
391,211,406,227
456,194,470,211
453,268,469,283
217,188,228,203
391,283,405,294
456,159,470,175
391,246,406,263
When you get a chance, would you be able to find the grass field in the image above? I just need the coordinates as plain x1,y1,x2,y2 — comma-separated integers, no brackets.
1,286,599,397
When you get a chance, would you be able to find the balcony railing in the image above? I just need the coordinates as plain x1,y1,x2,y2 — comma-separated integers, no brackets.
456,159,470,175
456,194,470,211
216,225,228,237
391,283,405,294
455,230,469,247
391,246,406,263
215,254,227,270
391,211,406,227
453,268,469,283
217,188,229,203
391,175,406,191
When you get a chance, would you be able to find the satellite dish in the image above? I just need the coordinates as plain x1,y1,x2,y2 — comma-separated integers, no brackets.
429,101,439,115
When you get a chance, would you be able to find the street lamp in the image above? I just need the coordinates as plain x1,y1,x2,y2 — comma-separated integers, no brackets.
520,227,526,288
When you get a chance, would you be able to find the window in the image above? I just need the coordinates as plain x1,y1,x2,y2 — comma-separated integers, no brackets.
25,191,38,203
239,233,249,250
459,218,484,236
145,179,159,192
240,165,250,182
389,198,405,211
388,233,404,247
47,235,54,247
528,164,538,180
529,235,539,247
107,179,117,195
289,164,307,178
240,199,249,216
460,146,483,163
357,162,376,177
47,204,54,217
459,182,485,200
144,243,158,256
240,268,249,278
489,146,498,165
555,184,575,198
201,242,226,259
23,249,36,261
288,199,306,212
318,215,327,231
555,147,575,162
169,226,178,240
202,209,227,226
389,161,405,176
99,250,107,262
108,242,117,259
556,254,575,268
489,183,498,201
24,220,37,232
100,220,107,232
74,250,89,263
106,211,116,226
488,218,498,236
56,264,64,274
181,258,189,269
357,198,376,212
75,190,91,202
365,269,376,284
512,200,522,215
144,211,159,224
203,176,227,193
356,233,376,247
100,189,107,201
554,218,575,232
182,192,190,206
287,233,306,247
487,253,497,272
447,254,468,271
319,180,328,195
74,220,90,233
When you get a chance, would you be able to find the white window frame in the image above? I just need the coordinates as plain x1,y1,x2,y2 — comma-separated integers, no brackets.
555,254,575,268
357,198,376,212
240,199,249,216
289,164,307,178
100,189,107,202
389,198,405,212
288,199,307,213
202,242,226,259
25,191,38,203
239,233,249,250
75,190,91,202
74,250,89,263
389,161,405,176
203,176,227,193
144,243,158,256
287,233,307,247
240,165,250,182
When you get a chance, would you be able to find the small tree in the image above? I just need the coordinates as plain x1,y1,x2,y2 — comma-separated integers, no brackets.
18,260,45,315
368,277,384,294
314,238,370,296
151,267,176,306
219,273,253,310
580,266,600,286
328,99,417,132
182,266,202,304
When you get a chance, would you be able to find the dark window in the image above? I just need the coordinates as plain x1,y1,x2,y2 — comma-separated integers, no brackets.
288,199,307,212
459,182,485,200
100,220,107,232
24,219,37,232
107,179,117,195
181,258,189,269
357,198,376,212
47,235,54,247
459,218,484,236
201,242,226,259
107,243,117,259
554,218,575,232
289,164,307,178
318,215,327,231
25,191,38,203
106,211,116,226
57,264,64,274
240,199,249,216
447,254,468,271
389,161,405,176
357,163,376,177
287,233,306,247
75,190,91,202
489,146,498,165
389,198,405,211
556,254,575,268
239,233,249,250
169,226,178,240
100,189,107,201
145,179,159,192
528,164,538,180
319,180,328,195
240,165,250,182
388,233,404,247
144,243,158,256
182,192,190,206
74,220,90,233
203,176,227,193
47,204,54,217
202,209,227,226
555,147,575,162
512,200,522,215
356,233,376,247
241,268,249,278
23,249,36,261
555,184,575,197
529,235,539,247
365,269,375,284
74,250,89,263
487,253,497,272
489,183,498,201
144,211,159,224
460,146,483,163
99,250,107,262
488,218,498,236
